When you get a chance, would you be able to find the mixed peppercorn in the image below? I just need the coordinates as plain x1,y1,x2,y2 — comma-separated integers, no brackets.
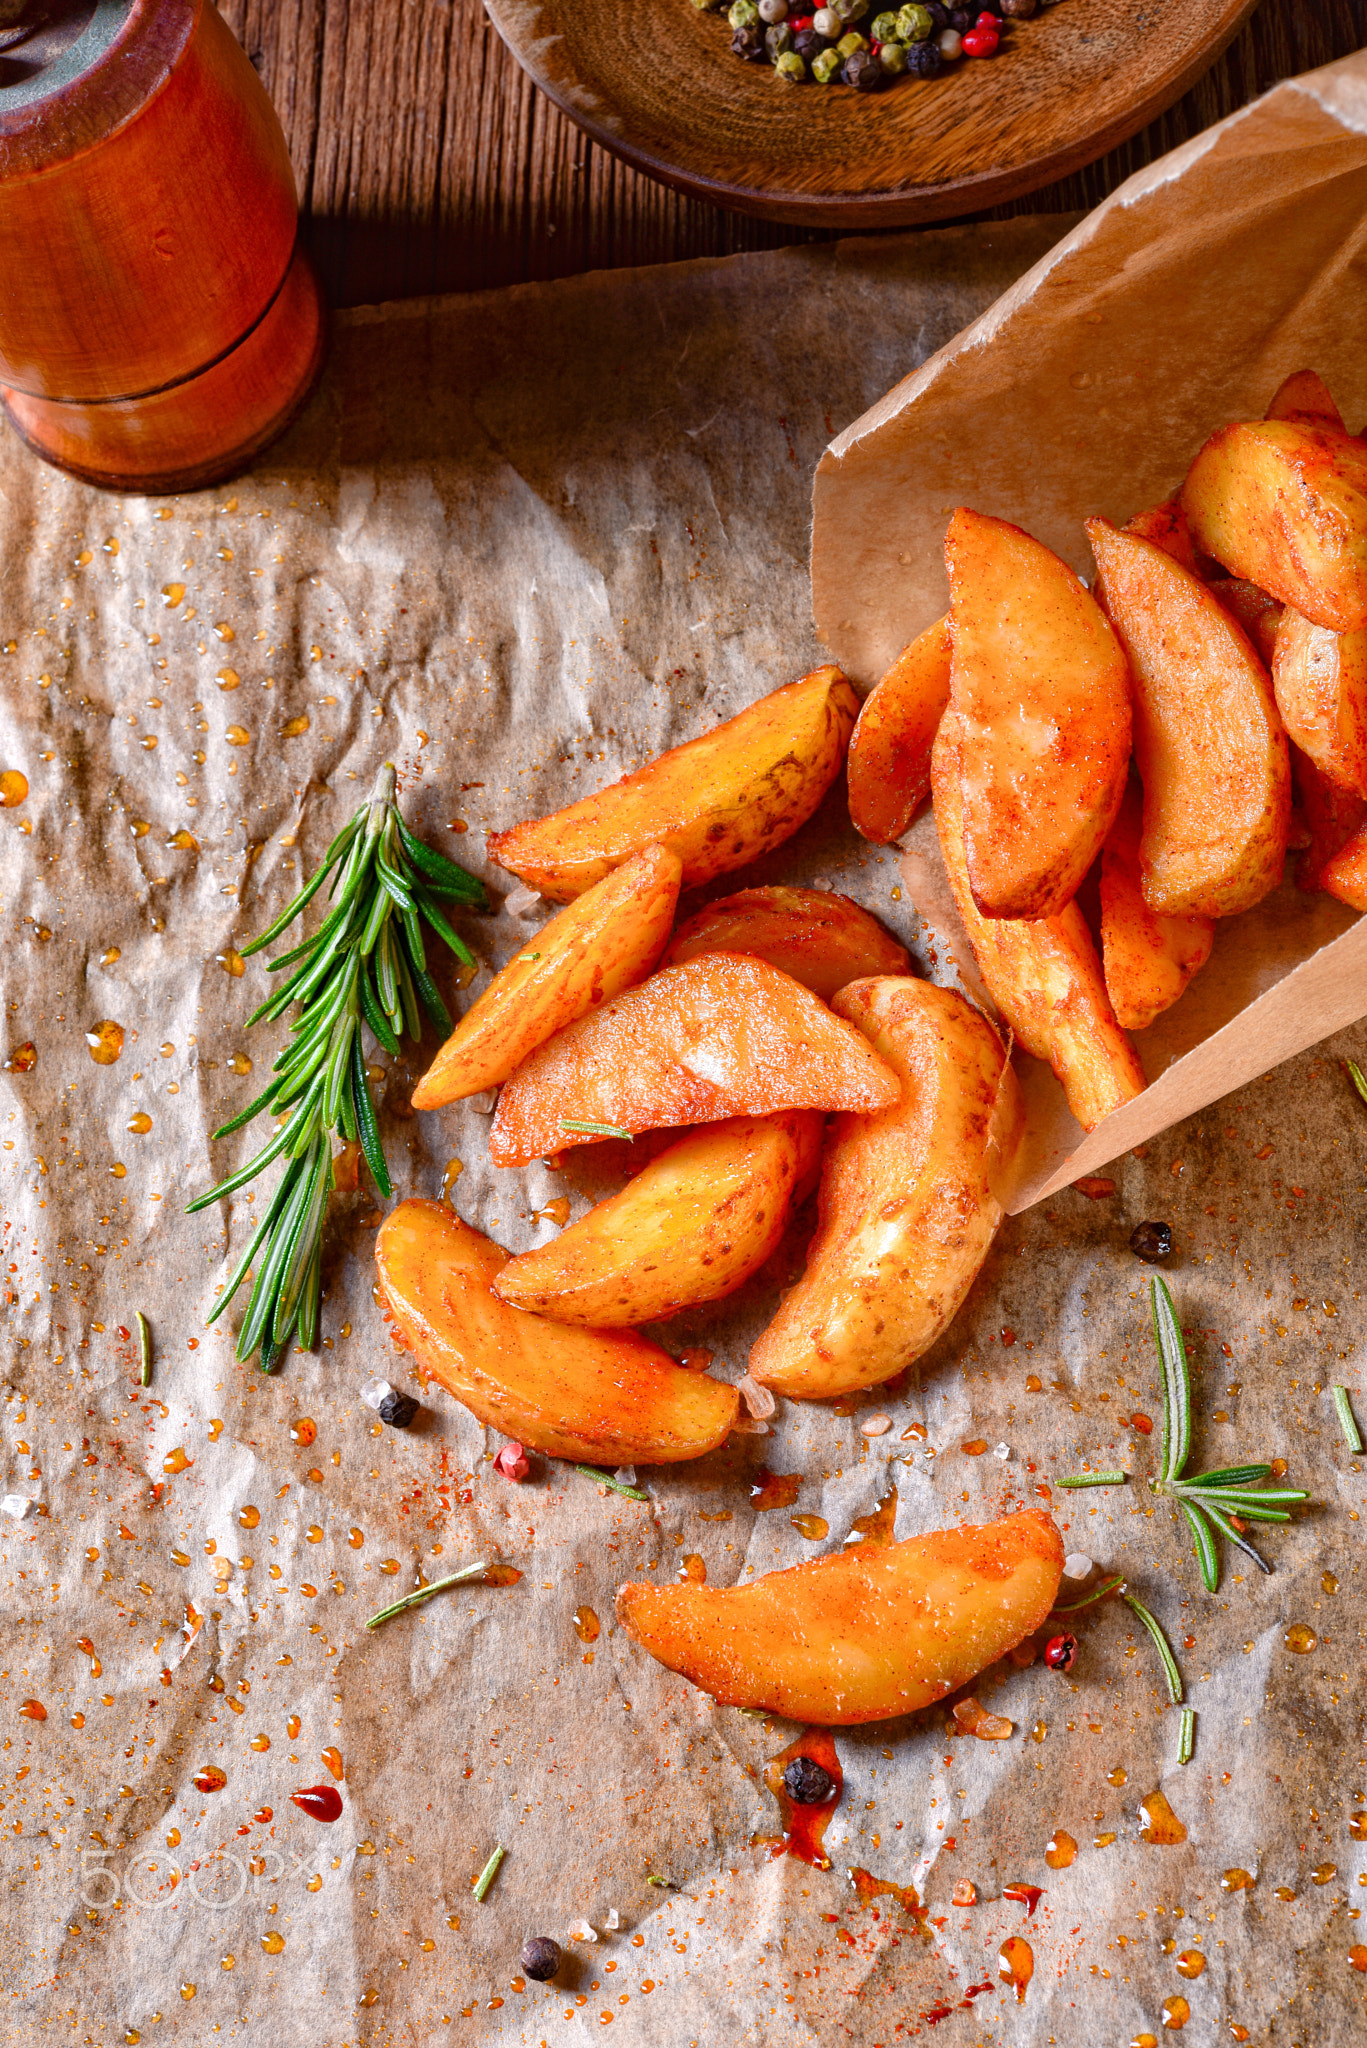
702,0,1040,90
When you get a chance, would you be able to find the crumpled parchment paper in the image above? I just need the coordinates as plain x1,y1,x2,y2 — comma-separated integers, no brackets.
0,163,1363,2048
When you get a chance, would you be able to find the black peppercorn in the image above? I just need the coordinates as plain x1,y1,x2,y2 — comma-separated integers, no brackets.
793,27,831,58
904,36,942,71
731,22,767,54
924,0,948,23
1129,1220,1173,1264
998,0,1035,13
521,1935,563,1982
842,45,883,85
377,1390,419,1427
946,5,973,27
783,1755,836,1804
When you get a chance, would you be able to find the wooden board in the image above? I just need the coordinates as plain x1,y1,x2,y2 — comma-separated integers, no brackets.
483,0,1258,227
217,0,1364,305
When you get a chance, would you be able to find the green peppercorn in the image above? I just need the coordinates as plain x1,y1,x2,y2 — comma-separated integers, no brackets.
774,46,807,78
811,44,841,77
835,29,867,55
728,0,759,27
896,2,933,37
765,20,794,55
878,34,908,69
870,10,900,37
832,0,869,23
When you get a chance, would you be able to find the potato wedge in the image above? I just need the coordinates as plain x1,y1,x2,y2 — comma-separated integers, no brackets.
1265,368,1345,430
1087,518,1290,916
495,1111,821,1326
375,1200,738,1463
1217,579,1283,666
932,716,1146,1131
1271,607,1367,798
411,845,681,1110
662,886,910,1000
489,953,897,1168
1291,747,1367,892
1124,496,1206,578
1318,814,1367,911
846,614,952,845
748,979,1019,1399
1100,782,1214,1032
945,508,1131,920
487,666,858,902
1180,419,1367,634
616,1507,1063,1724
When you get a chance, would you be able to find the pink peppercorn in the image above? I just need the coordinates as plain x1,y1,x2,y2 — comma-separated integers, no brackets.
494,1441,531,1481
961,24,998,52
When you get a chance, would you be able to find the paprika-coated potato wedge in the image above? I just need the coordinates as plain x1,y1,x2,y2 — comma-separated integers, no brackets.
846,614,951,844
662,885,910,1000
494,1111,821,1326
1217,579,1283,666
1180,419,1367,634
748,979,1020,1400
1291,747,1367,892
932,717,1147,1131
489,953,897,1168
1087,518,1290,916
945,508,1132,919
411,845,682,1110
487,667,858,902
375,1200,738,1463
1100,782,1214,1033
1265,368,1345,430
1124,496,1207,578
615,1508,1064,1724
1272,607,1367,798
1318,814,1367,911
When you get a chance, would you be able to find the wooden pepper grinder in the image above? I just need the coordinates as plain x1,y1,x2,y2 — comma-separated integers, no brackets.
0,0,325,492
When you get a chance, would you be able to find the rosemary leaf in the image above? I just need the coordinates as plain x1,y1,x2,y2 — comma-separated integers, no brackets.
1333,1384,1365,1454
1055,1471,1127,1489
472,1844,506,1902
1347,1056,1367,1107
1177,1708,1195,1766
136,1312,152,1389
1150,1278,1191,1486
1122,1592,1184,1704
575,1465,649,1502
1198,1500,1272,1574
1178,1498,1220,1595
1049,1572,1126,1615
562,1120,634,1141
365,1560,492,1631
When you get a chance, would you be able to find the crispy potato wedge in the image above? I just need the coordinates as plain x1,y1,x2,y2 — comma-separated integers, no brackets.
616,1507,1063,1724
748,978,1019,1399
375,1199,738,1463
1318,814,1367,911
1265,368,1345,430
662,886,910,1000
487,667,858,902
846,614,952,844
1180,419,1367,634
1272,607,1367,798
932,717,1146,1131
1087,518,1290,916
1100,782,1214,1032
1124,496,1206,578
1291,747,1367,892
412,845,681,1110
1217,579,1283,666
944,508,1131,920
495,1111,821,1326
489,953,898,1168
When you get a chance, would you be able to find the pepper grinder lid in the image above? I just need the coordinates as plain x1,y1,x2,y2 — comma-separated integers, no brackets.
0,2,134,110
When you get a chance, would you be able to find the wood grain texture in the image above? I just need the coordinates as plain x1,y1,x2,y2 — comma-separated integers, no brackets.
218,0,1367,306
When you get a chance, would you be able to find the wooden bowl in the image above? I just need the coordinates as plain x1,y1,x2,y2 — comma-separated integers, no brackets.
485,0,1258,227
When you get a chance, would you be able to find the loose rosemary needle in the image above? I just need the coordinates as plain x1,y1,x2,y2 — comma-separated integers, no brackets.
188,765,485,1371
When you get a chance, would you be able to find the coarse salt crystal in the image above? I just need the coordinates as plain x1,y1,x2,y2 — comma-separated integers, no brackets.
604,1907,620,1930
359,1377,393,1412
465,1089,497,1116
993,1441,1011,1461
1063,1551,1092,1580
504,885,541,917
737,1374,775,1420
613,1466,637,1488
860,1414,892,1437
1,1494,33,1520
567,1918,598,1943
731,1416,770,1435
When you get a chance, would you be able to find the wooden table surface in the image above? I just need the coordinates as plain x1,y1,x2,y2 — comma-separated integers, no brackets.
219,0,1366,309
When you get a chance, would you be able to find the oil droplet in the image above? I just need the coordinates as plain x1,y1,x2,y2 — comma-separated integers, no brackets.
1270,1456,1288,1478
207,1419,224,1442
849,1866,923,1916
442,1157,463,1200
1030,1721,1047,1744
749,1469,801,1512
1025,1373,1043,1393
281,715,310,738
849,1482,898,1548
229,1052,253,1075
678,1553,707,1583
538,1195,571,1226
765,1728,843,1869
790,1514,829,1541
291,1417,317,1447
179,1983,196,2002
163,1448,192,1475
952,1696,1013,1740
287,1715,302,1738
379,1559,400,1576
1161,1995,1190,2030
250,1733,270,1752
127,1112,153,1134
1312,1863,1337,1885
1131,2036,1158,2048
1130,1412,1154,1434
998,1936,1033,2003
1139,1791,1187,1845
261,1932,285,1954
140,734,158,750
86,1020,124,1065
218,948,245,976
166,828,197,851
213,621,236,642
220,1956,235,1972
960,1438,988,1455
348,1529,363,1549
1323,1571,1339,1595
481,1563,522,1586
574,1605,601,1643
130,818,151,837
306,1873,322,1892
71,1713,85,1728
0,769,28,806
951,1879,977,1906
1350,1945,1367,1972
1349,1812,1367,1841
1274,1885,1295,1900
166,1826,180,1847
226,725,251,746
291,1784,343,1823
161,583,185,606
321,1746,344,1781
216,669,240,691
193,1765,227,1793
1285,1622,1316,1653
1045,1829,1077,1869
18,1699,46,1720
110,1162,127,1179
306,1524,323,1543
101,945,120,966
4,1041,36,1072
1107,1766,1128,1787
239,1504,261,1528
1221,1868,1255,1892
1175,1950,1205,1978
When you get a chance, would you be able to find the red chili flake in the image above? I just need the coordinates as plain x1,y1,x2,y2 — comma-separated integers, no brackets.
290,1784,343,1823
494,1441,531,1482
1003,1882,1044,1916
1071,1175,1116,1200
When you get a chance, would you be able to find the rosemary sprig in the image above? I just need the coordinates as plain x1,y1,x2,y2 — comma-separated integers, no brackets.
1332,1384,1364,1454
1346,1056,1367,1107
472,1844,505,1900
1055,1471,1127,1489
576,1464,649,1502
135,1311,153,1389
1122,1591,1183,1704
1147,1279,1309,1592
365,1559,491,1631
1177,1707,1196,1766
188,765,484,1370
561,1119,633,1141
